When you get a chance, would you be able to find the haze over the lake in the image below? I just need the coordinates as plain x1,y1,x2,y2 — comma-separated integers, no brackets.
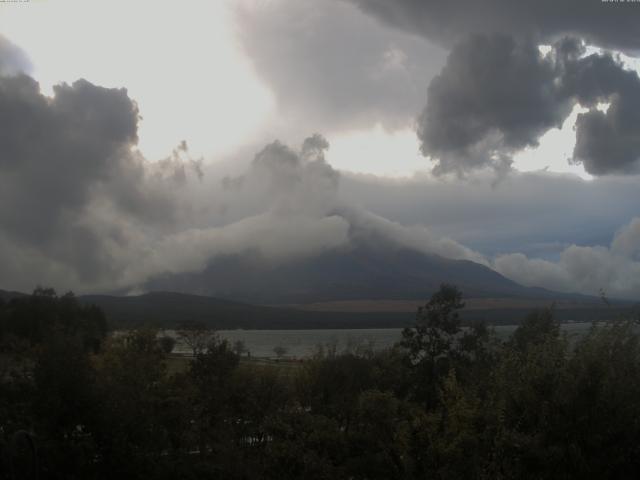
1,0,640,299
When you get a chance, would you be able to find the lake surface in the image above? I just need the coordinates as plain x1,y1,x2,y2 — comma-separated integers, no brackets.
161,322,594,358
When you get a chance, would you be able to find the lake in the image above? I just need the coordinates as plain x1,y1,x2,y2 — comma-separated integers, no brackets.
161,322,595,358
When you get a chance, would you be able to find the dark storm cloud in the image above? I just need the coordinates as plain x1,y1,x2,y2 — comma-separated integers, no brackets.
0,68,201,290
0,75,137,246
236,0,640,177
567,51,640,174
235,0,446,133
418,34,571,175
348,0,640,53
415,35,640,175
573,97,640,175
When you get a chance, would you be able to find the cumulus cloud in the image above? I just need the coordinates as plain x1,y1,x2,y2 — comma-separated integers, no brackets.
0,35,31,76
0,65,202,291
572,98,640,176
137,150,640,300
120,135,351,286
611,218,640,260
418,34,571,175
122,134,487,289
348,0,640,53
3,63,638,300
2,33,640,301
414,35,640,175
0,74,137,281
0,66,486,295
235,0,446,134
339,2,640,176
0,76,345,291
494,217,640,299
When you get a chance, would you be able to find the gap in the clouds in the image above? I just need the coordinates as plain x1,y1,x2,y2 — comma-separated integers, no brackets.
325,124,431,177
512,104,592,179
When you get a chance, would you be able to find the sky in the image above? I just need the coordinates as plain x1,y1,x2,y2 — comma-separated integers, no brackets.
1,0,640,299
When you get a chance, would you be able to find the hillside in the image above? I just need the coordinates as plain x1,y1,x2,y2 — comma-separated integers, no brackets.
143,241,565,305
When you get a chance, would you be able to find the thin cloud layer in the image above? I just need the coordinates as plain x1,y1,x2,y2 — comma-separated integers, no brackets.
339,171,640,258
341,171,640,299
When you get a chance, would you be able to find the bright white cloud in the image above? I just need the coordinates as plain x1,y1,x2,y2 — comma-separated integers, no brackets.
512,105,593,179
326,125,428,177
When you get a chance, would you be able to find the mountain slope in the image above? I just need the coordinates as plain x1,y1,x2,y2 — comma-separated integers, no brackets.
144,241,564,304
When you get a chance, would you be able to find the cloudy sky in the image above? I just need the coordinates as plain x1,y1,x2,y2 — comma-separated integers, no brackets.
1,0,640,299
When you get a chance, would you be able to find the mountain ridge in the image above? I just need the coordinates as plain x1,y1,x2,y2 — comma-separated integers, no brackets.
143,240,592,304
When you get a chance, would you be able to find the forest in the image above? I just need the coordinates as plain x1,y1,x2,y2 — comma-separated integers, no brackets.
2,286,640,479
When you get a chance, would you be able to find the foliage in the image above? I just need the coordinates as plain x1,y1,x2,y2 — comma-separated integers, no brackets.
3,285,640,478
176,320,215,356
401,284,495,407
232,339,247,356
158,335,177,354
273,345,287,359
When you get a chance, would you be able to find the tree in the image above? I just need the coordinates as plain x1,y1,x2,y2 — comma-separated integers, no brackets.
510,307,559,353
158,335,177,354
402,284,465,361
0,288,107,351
233,339,247,356
273,345,287,359
176,321,214,356
347,389,412,479
264,410,346,480
92,329,172,477
32,333,98,477
401,284,466,407
188,338,240,462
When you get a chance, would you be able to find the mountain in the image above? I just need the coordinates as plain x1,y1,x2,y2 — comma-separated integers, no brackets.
3,229,623,329
144,241,566,305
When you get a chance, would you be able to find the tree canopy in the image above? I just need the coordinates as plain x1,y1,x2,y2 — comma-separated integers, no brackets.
2,285,640,478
